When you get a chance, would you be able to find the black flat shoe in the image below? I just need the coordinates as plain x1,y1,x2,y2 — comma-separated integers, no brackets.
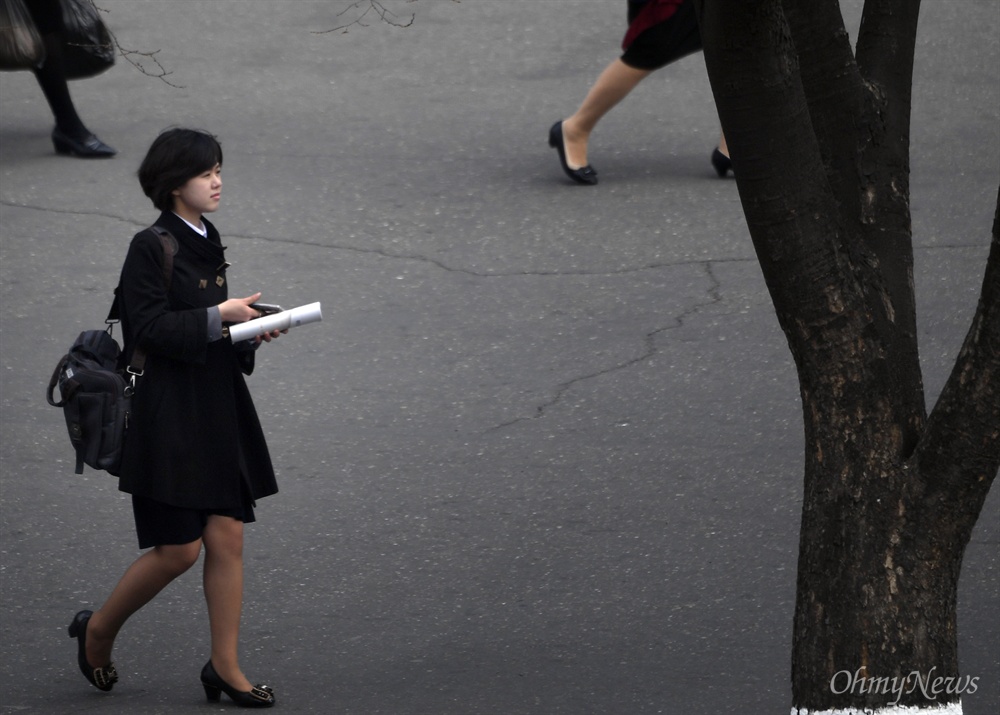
68,610,118,691
548,121,597,185
52,127,117,158
201,660,275,708
711,147,733,178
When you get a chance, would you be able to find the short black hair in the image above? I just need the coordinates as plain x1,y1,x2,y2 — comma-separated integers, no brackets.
137,128,223,212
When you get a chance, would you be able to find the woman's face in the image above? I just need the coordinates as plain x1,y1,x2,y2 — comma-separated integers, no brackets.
172,163,222,221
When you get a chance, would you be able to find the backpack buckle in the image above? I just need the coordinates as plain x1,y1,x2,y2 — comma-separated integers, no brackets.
124,370,141,397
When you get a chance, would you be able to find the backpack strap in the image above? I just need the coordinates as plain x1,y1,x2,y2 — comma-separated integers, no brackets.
109,225,177,376
149,226,177,290
46,354,72,407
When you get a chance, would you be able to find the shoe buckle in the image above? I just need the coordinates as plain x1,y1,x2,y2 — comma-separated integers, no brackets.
250,685,274,702
93,663,118,688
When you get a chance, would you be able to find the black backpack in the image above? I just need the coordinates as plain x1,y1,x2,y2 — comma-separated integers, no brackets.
46,227,175,475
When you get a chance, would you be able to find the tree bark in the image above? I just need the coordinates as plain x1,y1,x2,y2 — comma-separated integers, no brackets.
695,0,999,710
784,0,926,453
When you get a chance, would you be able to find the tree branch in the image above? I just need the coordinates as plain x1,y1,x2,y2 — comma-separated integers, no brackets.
312,0,462,35
698,0,923,458
916,188,1000,497
852,0,921,245
697,0,870,356
312,0,416,34
91,2,182,87
781,0,866,210
856,0,921,125
782,0,925,438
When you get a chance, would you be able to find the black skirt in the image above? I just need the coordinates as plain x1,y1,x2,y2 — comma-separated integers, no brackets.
621,0,702,71
132,491,256,549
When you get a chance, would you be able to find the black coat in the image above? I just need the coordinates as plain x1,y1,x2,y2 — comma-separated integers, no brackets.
116,211,278,509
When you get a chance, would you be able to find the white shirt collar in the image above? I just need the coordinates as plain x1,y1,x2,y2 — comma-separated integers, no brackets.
173,212,207,237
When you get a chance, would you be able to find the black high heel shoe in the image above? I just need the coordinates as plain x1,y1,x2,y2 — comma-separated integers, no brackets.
711,147,733,178
201,660,275,708
548,121,598,185
68,610,118,691
52,127,117,158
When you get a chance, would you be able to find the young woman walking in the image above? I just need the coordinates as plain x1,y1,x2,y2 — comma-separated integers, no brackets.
548,0,731,185
68,128,282,708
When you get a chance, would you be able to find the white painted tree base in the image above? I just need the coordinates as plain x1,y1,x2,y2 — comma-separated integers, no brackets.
792,703,963,715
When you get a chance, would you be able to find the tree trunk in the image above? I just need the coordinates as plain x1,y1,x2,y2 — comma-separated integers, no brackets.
695,0,1000,711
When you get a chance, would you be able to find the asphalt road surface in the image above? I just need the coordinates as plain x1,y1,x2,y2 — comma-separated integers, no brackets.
1,1,997,713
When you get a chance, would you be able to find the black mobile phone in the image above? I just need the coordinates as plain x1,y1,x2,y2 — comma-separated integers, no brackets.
250,303,284,316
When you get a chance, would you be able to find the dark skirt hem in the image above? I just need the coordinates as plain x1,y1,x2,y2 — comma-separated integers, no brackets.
132,493,256,549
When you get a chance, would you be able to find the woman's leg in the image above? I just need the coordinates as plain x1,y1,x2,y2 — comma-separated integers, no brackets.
718,131,729,158
710,129,734,177
85,540,203,668
32,33,89,138
25,0,86,138
561,59,653,168
202,514,255,692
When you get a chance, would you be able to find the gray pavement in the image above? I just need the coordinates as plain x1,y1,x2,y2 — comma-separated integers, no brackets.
1,1,997,713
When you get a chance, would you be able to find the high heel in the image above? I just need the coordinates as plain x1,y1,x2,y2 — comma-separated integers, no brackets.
67,610,118,691
52,127,117,158
200,660,275,708
711,147,733,178
548,121,598,185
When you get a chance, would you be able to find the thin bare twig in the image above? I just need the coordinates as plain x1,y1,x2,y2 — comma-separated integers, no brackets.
91,1,183,88
313,0,414,34
313,0,460,35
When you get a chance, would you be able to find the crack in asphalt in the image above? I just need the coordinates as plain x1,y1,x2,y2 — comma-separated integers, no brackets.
6,199,727,429
487,261,724,432
1,200,753,278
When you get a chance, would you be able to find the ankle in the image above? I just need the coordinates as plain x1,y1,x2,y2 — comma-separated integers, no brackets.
55,122,90,141
562,118,589,143
84,613,114,666
86,610,109,639
211,659,253,691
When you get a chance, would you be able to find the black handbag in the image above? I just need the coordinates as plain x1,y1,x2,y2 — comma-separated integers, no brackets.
0,0,44,70
60,0,114,79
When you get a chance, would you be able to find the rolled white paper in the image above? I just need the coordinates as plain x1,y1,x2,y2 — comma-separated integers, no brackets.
227,302,323,342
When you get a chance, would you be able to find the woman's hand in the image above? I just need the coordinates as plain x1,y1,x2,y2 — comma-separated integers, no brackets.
218,292,263,323
256,328,286,344
219,293,287,344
